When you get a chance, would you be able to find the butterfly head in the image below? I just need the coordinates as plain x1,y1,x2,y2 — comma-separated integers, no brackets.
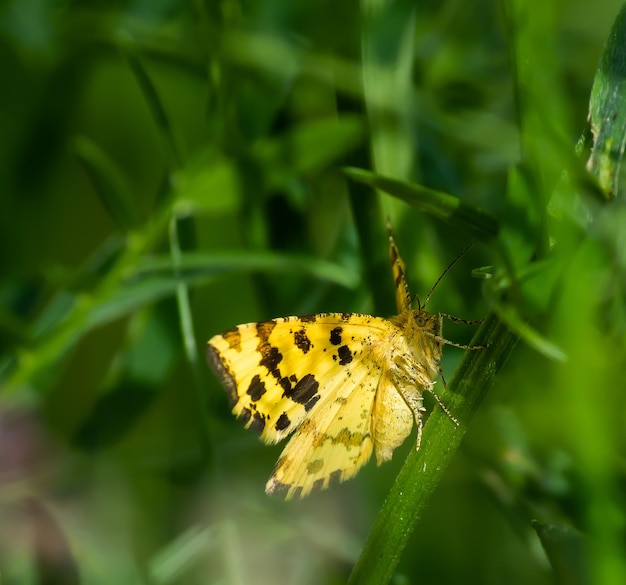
411,308,440,337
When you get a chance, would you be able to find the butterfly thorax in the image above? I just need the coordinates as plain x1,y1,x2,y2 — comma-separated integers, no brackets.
390,308,442,384
370,308,441,465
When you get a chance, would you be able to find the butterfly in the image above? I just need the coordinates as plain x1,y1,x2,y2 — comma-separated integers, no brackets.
207,226,483,499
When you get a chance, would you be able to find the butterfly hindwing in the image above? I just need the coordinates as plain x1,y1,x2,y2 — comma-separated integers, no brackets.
265,356,380,499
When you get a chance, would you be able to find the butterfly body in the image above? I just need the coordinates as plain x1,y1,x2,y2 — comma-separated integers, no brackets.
208,231,474,499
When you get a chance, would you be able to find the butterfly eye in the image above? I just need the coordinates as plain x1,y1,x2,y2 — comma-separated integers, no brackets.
416,315,426,327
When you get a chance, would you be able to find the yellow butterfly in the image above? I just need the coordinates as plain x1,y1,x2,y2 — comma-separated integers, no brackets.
207,227,482,499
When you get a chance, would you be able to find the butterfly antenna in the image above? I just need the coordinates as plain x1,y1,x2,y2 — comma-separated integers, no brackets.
422,242,477,308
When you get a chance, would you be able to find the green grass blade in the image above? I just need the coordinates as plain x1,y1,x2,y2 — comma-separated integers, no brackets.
74,136,139,231
587,2,626,200
361,0,416,180
1,205,173,394
148,525,218,584
482,271,567,362
345,167,500,242
87,251,356,330
356,0,417,315
532,521,590,585
124,50,185,167
137,251,359,288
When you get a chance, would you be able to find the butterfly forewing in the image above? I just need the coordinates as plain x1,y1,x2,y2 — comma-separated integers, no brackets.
208,314,403,445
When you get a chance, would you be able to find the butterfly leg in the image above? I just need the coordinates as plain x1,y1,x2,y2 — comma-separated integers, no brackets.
415,414,423,451
425,384,459,426
427,331,488,350
440,313,484,325
438,364,448,389
434,312,487,349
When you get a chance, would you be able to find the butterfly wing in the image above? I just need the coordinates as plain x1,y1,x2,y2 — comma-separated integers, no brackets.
208,313,407,497
265,360,381,499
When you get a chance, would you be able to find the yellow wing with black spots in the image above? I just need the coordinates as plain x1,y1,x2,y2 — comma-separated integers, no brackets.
208,313,408,499
207,313,399,446
264,359,381,499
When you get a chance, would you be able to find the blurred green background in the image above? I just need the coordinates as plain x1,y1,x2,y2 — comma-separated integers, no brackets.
1,1,625,584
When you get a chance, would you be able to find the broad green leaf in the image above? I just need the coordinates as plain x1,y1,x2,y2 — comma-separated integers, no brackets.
588,3,626,200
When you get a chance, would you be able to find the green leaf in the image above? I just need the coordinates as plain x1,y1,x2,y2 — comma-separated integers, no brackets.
172,156,241,216
137,251,359,287
361,0,416,179
533,521,590,585
124,50,184,167
587,2,626,200
254,115,366,188
87,251,357,330
345,167,500,242
149,525,218,584
488,296,567,362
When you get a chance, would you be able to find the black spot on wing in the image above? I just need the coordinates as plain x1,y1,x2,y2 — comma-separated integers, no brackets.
329,327,342,345
257,320,277,342
299,314,317,322
239,407,252,426
285,374,320,411
304,394,320,411
275,413,291,431
278,376,292,393
256,321,281,372
337,345,353,366
266,479,290,498
249,410,266,432
259,346,283,378
294,329,312,353
239,406,265,433
206,344,238,406
247,375,266,401
221,327,242,351
328,469,342,487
